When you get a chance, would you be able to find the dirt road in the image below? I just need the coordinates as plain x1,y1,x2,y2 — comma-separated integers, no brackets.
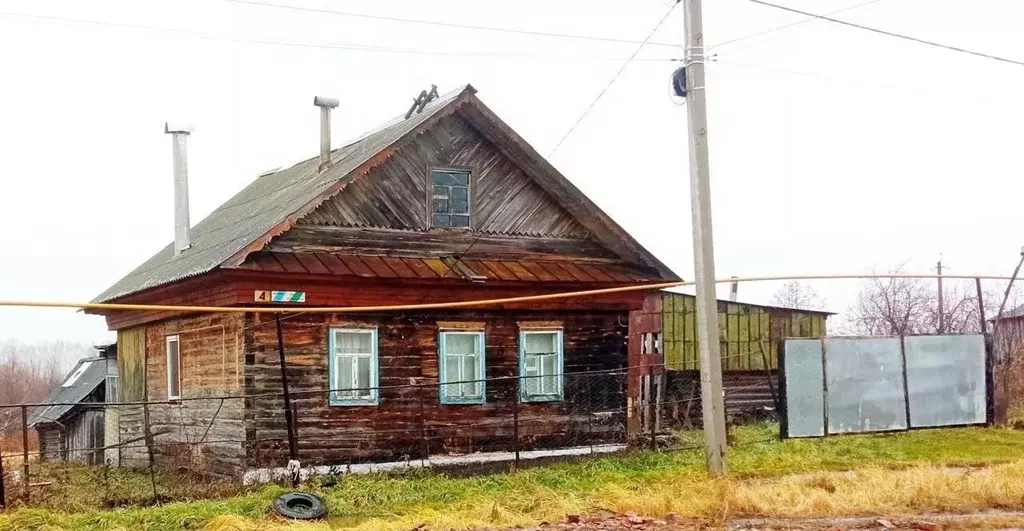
500,512,1024,531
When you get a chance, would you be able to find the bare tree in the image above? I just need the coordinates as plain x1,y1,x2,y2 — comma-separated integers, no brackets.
843,264,1017,336
0,340,86,440
770,281,826,310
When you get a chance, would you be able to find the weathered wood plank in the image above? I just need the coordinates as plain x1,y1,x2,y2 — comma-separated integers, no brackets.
294,113,591,240
271,226,618,262
244,310,628,467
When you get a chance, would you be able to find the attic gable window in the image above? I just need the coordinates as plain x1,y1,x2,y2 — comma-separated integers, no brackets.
432,170,470,228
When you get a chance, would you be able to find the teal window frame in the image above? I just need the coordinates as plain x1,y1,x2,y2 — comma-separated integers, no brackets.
438,329,486,404
328,327,380,406
519,329,564,403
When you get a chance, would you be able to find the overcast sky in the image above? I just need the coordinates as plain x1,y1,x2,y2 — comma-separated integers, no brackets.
1,0,1022,346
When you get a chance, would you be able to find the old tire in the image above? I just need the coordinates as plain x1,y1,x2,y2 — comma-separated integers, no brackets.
273,492,327,520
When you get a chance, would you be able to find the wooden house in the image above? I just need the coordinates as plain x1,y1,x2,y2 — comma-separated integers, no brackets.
29,344,118,465
991,303,1024,422
88,85,679,479
628,291,831,431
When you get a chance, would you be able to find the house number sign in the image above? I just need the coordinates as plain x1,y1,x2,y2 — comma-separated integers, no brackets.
255,290,306,303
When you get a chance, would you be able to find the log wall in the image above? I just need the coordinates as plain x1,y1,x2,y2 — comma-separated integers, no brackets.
243,310,629,469
141,312,246,477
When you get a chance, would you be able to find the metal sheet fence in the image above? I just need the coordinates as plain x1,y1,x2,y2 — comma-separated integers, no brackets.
781,334,990,438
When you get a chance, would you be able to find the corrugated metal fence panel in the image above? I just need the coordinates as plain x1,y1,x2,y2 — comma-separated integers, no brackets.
662,293,827,371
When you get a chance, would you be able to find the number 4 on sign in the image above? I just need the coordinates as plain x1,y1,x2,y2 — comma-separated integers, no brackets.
255,290,306,303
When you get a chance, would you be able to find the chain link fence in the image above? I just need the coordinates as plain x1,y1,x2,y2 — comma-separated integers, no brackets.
0,362,783,510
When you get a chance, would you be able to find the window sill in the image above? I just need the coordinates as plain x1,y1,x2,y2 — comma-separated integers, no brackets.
440,397,486,405
520,395,563,404
329,398,379,407
427,227,473,233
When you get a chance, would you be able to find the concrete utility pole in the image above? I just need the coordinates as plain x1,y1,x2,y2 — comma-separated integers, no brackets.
937,256,944,333
683,0,728,475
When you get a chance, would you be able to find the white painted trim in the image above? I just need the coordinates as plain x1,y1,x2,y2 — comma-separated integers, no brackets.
241,443,626,485
166,335,181,400
329,327,379,406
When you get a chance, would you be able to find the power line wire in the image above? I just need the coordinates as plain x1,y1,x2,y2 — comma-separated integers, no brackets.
228,0,683,49
547,1,680,158
748,0,1024,67
0,11,680,62
445,1,681,273
708,58,962,102
707,0,890,51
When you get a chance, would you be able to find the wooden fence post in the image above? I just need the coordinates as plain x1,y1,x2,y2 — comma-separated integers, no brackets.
21,406,29,501
143,402,158,505
648,376,658,450
274,315,299,487
0,429,7,508
512,376,520,471
419,387,428,467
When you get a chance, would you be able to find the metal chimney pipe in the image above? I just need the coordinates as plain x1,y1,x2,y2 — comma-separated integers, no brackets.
165,123,193,255
313,96,339,172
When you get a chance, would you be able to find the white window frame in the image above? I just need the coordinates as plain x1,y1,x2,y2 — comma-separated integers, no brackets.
438,330,486,404
519,329,564,402
329,327,380,406
166,335,181,400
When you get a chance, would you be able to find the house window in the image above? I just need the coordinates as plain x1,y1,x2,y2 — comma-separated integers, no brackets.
439,330,485,403
105,375,120,403
329,328,379,405
431,170,470,228
520,330,563,402
166,335,181,400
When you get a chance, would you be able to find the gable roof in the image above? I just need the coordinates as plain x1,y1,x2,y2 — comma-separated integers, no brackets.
28,356,108,427
95,85,677,302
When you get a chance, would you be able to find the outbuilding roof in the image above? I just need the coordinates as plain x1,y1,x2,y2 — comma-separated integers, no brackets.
28,357,108,427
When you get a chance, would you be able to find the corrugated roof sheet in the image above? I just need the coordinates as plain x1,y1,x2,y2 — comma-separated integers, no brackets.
238,252,664,283
94,85,474,302
28,357,108,427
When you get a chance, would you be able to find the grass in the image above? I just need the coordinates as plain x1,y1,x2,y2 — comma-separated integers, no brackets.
2,423,1024,530
1,461,250,512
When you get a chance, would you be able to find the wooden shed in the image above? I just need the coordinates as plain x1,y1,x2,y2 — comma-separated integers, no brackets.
88,85,679,479
29,344,118,465
628,291,831,431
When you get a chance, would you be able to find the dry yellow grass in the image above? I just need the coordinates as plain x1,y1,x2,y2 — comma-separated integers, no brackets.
198,461,1024,531
6,425,1024,531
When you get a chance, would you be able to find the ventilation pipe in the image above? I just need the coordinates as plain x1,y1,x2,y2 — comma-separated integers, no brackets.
313,96,339,172
165,123,193,255
729,277,738,302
